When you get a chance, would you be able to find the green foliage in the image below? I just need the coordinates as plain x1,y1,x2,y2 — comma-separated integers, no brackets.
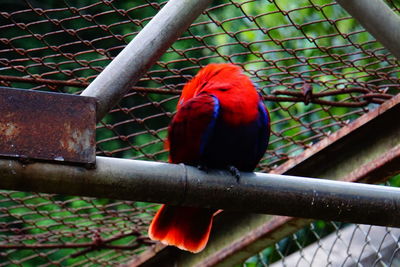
388,174,400,188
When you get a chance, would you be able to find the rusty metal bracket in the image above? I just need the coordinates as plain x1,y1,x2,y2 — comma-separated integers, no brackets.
0,87,96,166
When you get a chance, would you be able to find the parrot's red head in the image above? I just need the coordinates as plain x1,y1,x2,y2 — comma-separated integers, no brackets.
178,63,260,125
178,63,241,109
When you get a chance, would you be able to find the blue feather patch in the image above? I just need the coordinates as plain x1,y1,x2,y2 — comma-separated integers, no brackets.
199,95,220,155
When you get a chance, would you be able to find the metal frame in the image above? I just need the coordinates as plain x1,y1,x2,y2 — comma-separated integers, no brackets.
336,0,400,61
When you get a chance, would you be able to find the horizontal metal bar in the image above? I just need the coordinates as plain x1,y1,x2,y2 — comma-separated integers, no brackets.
1,156,400,228
81,0,212,121
336,0,400,61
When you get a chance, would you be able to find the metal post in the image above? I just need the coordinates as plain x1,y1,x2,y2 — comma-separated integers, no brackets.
1,156,400,227
81,0,213,121
336,0,400,61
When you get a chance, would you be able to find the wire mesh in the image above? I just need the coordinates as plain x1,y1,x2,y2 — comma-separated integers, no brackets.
0,0,399,266
245,222,400,267
0,191,155,266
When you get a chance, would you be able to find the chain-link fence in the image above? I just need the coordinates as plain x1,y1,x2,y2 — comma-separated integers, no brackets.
250,221,400,266
0,0,399,266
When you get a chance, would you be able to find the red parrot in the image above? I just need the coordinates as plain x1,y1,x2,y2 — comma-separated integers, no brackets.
148,63,270,253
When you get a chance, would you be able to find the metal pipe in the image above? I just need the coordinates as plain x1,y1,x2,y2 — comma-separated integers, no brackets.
1,157,400,227
336,0,400,61
81,0,212,121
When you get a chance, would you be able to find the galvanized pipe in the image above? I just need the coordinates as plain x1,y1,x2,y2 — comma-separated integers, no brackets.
81,0,213,121
1,156,400,227
336,0,400,61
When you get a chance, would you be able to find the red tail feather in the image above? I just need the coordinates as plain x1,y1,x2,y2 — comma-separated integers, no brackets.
148,205,215,253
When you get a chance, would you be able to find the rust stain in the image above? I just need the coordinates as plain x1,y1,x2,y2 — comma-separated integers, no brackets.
0,87,96,166
0,122,20,140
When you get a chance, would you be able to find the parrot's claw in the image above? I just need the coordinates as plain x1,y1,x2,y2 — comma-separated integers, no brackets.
228,166,241,183
197,164,209,173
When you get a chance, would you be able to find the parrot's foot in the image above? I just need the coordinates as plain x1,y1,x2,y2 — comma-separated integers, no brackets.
197,164,209,173
228,166,241,183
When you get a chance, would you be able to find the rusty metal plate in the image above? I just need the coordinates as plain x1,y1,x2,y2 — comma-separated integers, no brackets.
0,87,96,166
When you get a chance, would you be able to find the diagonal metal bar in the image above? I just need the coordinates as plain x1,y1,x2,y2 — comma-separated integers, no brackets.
80,0,213,121
336,0,400,61
132,93,400,267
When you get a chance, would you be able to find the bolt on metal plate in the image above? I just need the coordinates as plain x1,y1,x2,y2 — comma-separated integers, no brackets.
0,87,96,166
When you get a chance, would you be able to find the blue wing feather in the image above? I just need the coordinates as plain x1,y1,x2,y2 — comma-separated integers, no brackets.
200,95,220,155
255,100,270,163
